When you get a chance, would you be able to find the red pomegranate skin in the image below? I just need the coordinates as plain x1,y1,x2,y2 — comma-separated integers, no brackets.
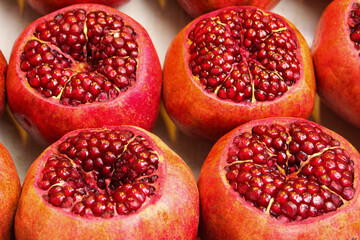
27,0,130,15
0,51,6,117
6,4,162,146
313,0,360,129
177,0,280,17
163,7,316,141
0,143,21,240
15,126,199,240
198,117,360,239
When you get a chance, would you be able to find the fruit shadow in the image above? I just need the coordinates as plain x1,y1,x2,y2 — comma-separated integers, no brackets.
317,101,360,152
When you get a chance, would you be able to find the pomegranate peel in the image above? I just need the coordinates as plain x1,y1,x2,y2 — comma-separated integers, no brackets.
0,143,21,240
0,51,6,117
6,4,162,146
198,117,360,239
163,7,316,141
313,0,360,128
27,0,131,15
15,125,199,240
176,0,280,17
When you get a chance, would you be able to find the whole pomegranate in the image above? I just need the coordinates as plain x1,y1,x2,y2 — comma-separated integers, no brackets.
163,7,316,141
313,0,360,129
0,51,6,117
27,0,130,15
198,117,360,239
0,143,21,240
15,126,199,239
6,4,162,146
176,0,280,17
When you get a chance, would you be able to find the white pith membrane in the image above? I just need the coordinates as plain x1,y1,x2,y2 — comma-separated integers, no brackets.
349,3,360,49
188,8,300,103
19,8,138,106
36,128,161,219
224,120,355,222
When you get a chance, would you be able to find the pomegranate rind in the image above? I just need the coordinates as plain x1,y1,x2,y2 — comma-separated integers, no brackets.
163,7,316,141
198,117,360,240
6,4,162,146
15,126,199,240
177,0,280,17
27,0,130,15
0,51,6,117
312,0,360,128
0,143,21,240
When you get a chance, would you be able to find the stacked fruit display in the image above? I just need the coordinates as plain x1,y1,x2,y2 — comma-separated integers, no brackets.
0,0,360,239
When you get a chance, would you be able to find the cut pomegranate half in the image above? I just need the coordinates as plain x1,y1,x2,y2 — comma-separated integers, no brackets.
199,117,360,239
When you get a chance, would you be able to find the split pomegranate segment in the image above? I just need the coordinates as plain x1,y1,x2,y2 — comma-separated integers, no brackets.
15,126,199,239
313,0,360,128
163,7,315,140
0,50,6,117
6,4,162,145
198,117,360,239
225,121,354,222
20,9,138,106
188,9,299,102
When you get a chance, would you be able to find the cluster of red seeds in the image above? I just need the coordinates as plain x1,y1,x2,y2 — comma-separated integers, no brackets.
37,129,159,218
225,121,355,222
188,8,300,102
20,9,139,106
349,3,360,49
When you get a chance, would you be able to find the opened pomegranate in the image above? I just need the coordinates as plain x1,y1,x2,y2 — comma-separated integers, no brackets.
198,117,360,239
163,7,316,141
313,0,360,129
6,4,162,146
27,0,130,15
0,50,6,117
15,126,199,239
176,0,280,17
0,143,21,240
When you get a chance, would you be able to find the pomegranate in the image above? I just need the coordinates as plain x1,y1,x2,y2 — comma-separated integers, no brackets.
0,143,21,240
6,4,162,146
0,50,6,117
176,0,280,17
198,117,360,239
313,0,360,129
26,0,130,15
15,125,199,239
163,7,316,141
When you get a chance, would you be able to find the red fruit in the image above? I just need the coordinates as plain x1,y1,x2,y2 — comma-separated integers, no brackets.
198,117,360,239
15,126,199,239
0,50,6,117
27,0,130,15
6,4,162,146
176,0,280,17
313,0,360,129
163,7,316,141
0,143,21,240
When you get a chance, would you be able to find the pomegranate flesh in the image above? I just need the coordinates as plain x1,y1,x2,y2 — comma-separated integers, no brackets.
27,0,131,15
15,125,199,239
198,117,360,239
313,0,360,129
163,7,316,141
0,143,21,240
176,0,280,17
0,50,6,117
6,4,162,145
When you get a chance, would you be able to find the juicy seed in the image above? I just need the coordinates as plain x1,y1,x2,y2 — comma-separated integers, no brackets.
188,8,300,102
38,129,160,219
225,120,354,222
